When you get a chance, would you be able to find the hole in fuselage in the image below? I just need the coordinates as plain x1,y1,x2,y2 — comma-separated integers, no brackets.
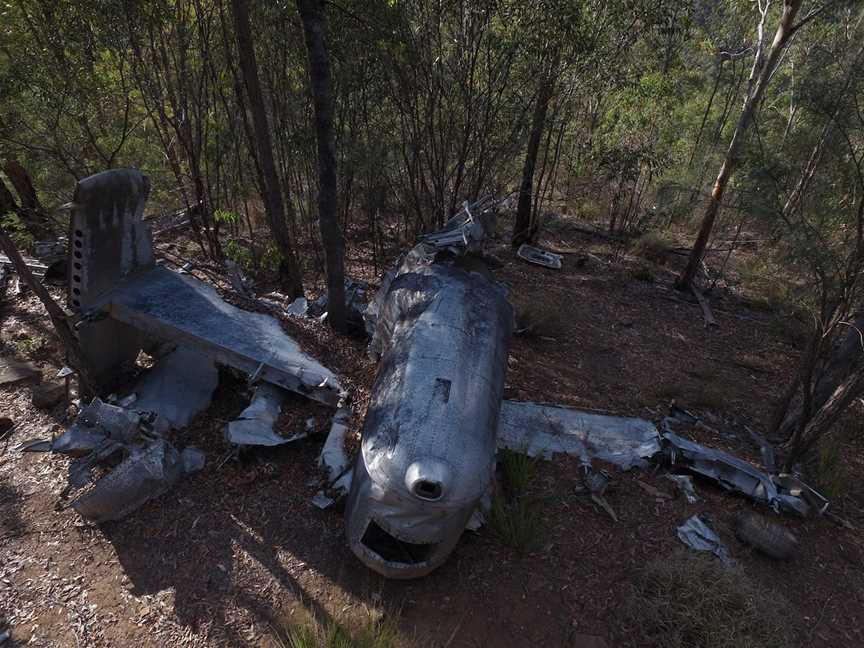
413,480,443,501
361,520,436,565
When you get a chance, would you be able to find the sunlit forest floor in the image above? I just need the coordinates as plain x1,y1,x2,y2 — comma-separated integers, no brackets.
2,213,863,647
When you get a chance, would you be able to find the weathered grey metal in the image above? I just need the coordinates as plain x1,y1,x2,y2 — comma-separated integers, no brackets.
134,346,218,428
677,514,731,563
92,265,343,406
68,169,154,382
225,383,298,447
65,168,342,405
313,407,353,508
71,439,185,523
662,431,826,516
345,245,513,579
497,400,661,468
516,244,563,270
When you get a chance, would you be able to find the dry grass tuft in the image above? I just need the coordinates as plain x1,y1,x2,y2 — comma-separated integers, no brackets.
512,295,569,338
490,450,544,552
622,551,793,648
631,231,673,266
271,606,401,648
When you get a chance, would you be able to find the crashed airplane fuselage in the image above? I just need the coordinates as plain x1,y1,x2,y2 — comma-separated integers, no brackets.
346,245,513,578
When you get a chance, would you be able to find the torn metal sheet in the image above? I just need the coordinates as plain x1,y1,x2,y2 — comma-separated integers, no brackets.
516,244,563,270
53,398,142,456
181,447,206,473
285,297,308,317
677,514,731,562
313,408,353,508
224,383,297,447
665,474,699,503
71,439,185,523
320,407,351,482
0,357,39,386
134,346,218,428
497,401,661,469
419,197,497,254
346,243,513,579
662,432,824,516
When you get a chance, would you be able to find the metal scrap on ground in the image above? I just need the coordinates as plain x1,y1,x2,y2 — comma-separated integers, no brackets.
661,430,827,516
497,400,661,469
312,407,353,509
516,243,563,270
35,168,347,523
0,357,39,386
225,383,291,447
677,514,732,563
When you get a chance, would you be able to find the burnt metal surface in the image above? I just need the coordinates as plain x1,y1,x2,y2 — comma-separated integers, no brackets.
346,243,513,579
497,400,660,468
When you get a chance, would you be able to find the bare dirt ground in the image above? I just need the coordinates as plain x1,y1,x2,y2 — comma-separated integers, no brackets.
2,217,863,647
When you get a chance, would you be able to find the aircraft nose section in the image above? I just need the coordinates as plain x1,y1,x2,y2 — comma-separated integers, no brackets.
405,459,451,501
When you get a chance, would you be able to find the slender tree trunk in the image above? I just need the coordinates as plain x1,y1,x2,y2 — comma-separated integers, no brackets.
677,0,803,290
0,225,100,396
512,52,559,247
1,164,52,242
230,0,304,297
297,0,346,332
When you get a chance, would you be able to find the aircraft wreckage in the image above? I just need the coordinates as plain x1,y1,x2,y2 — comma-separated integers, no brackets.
24,169,825,580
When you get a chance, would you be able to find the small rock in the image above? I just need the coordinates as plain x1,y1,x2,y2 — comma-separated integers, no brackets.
32,381,66,409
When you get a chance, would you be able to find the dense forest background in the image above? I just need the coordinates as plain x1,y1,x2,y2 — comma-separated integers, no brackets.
2,0,864,464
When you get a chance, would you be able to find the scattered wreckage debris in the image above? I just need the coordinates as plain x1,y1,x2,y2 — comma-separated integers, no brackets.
497,401,661,469
664,474,699,503
25,168,347,523
677,514,731,563
516,244,563,270
0,357,39,386
661,431,827,517
312,407,353,509
735,511,798,560
579,464,618,522
67,168,343,405
224,383,315,447
26,396,206,523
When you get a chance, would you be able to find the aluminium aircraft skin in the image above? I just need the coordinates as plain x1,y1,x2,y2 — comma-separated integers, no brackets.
345,242,513,579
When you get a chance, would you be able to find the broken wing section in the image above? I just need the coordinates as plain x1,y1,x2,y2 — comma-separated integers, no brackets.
497,400,661,469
